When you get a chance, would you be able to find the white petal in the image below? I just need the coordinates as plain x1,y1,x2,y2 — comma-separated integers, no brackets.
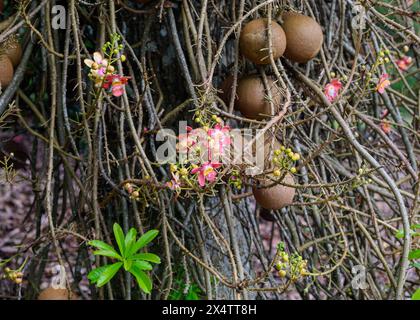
93,52,103,64
84,59,94,67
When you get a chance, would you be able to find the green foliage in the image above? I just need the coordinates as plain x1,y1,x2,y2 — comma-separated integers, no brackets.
88,223,160,294
408,249,420,261
169,284,202,300
412,288,420,301
395,224,420,239
395,224,420,270
168,267,203,300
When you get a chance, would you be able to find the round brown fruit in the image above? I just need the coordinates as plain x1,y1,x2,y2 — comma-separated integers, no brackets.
253,173,295,210
37,287,78,300
281,12,323,63
240,18,286,65
236,75,282,120
3,39,22,67
0,55,14,88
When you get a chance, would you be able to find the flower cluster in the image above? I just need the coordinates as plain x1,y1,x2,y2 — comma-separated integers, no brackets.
324,77,343,103
2,267,23,284
380,119,392,134
166,114,232,191
396,56,413,71
358,48,392,95
351,167,373,190
275,243,308,281
124,182,141,201
396,45,413,71
84,33,129,97
228,170,242,190
177,123,231,164
271,145,300,176
376,73,390,94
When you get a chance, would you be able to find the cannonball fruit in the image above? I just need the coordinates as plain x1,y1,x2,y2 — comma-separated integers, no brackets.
281,12,323,63
253,173,295,210
0,55,14,88
3,39,22,67
240,18,286,65
236,75,282,120
37,287,78,300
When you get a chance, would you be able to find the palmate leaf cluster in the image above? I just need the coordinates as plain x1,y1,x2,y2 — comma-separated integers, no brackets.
87,223,160,294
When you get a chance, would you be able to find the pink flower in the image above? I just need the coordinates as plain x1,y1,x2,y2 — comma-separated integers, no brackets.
376,73,390,94
84,52,109,79
207,124,231,160
166,173,181,192
396,56,412,71
102,74,130,97
191,162,222,187
380,120,392,134
177,127,208,156
324,79,342,102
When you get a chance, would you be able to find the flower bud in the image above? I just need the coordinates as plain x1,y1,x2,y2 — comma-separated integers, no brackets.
278,270,287,278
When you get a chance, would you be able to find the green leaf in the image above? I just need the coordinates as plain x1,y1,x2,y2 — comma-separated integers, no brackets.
96,262,123,287
131,230,159,254
186,285,201,300
408,249,420,260
130,265,152,294
93,249,122,261
88,265,111,284
132,260,153,271
395,229,404,239
412,288,420,300
88,240,118,253
113,223,126,257
124,259,133,271
411,262,420,269
130,253,161,264
395,227,420,239
130,253,160,264
124,228,138,257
